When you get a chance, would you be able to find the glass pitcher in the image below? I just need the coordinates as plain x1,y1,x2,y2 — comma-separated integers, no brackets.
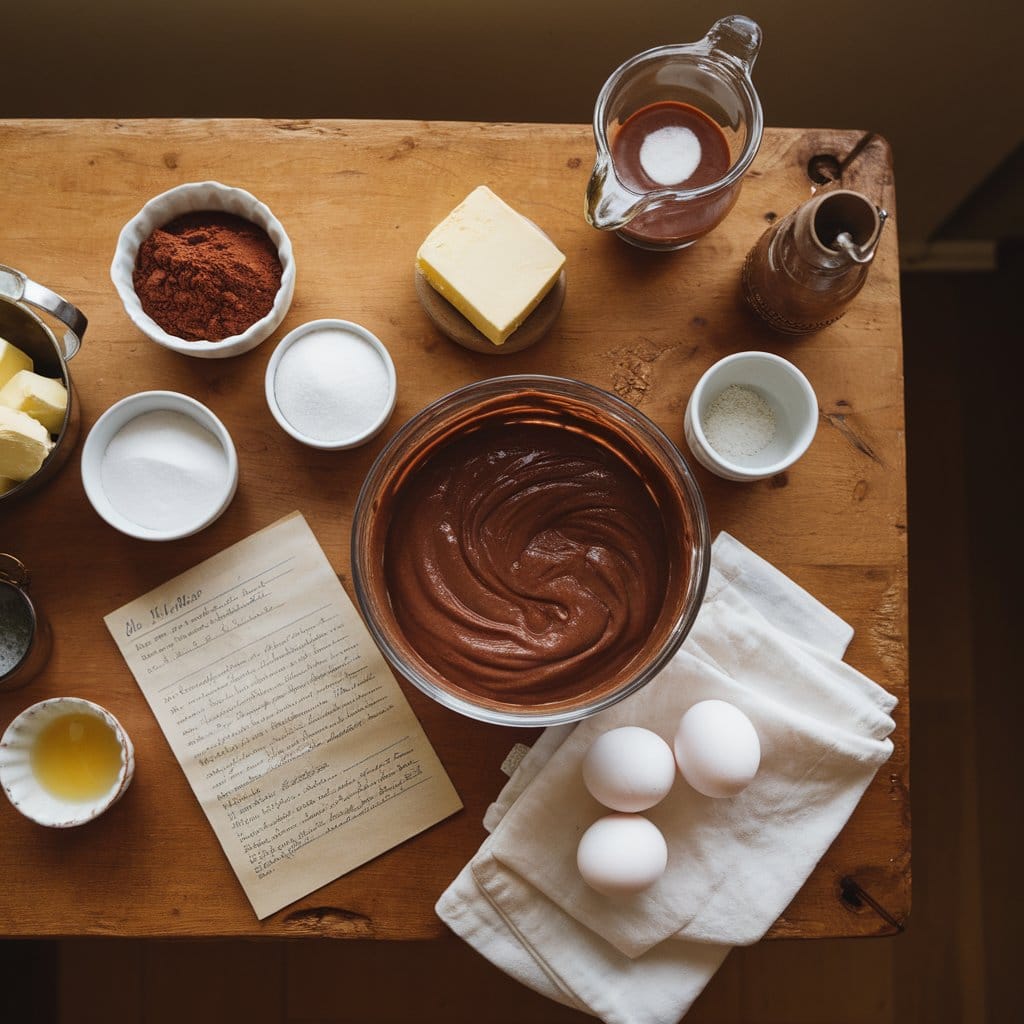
585,14,763,251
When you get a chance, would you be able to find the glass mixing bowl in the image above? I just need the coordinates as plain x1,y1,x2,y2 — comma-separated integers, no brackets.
351,375,710,727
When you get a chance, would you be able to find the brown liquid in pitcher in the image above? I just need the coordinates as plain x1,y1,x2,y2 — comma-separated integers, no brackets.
611,101,733,247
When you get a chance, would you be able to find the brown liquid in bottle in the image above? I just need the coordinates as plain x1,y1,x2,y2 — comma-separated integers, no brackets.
611,102,733,247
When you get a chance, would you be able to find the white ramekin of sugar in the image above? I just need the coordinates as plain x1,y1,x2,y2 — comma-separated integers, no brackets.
684,351,818,481
265,319,397,450
81,391,239,540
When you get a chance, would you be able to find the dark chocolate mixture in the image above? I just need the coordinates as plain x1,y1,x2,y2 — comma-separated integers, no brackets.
383,422,669,703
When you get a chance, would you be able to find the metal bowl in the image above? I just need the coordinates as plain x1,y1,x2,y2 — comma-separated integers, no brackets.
0,265,85,505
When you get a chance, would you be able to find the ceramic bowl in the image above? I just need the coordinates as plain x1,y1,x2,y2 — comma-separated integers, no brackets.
0,697,135,828
352,375,710,727
683,351,818,481
81,390,239,541
265,319,397,449
110,180,296,359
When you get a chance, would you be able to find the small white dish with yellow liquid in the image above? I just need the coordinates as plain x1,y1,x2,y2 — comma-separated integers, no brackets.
0,697,134,827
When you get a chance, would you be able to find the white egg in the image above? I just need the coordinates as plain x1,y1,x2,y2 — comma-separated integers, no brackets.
674,699,761,798
576,813,668,896
581,726,677,812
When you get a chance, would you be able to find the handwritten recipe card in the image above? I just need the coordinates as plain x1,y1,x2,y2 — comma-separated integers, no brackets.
105,512,462,919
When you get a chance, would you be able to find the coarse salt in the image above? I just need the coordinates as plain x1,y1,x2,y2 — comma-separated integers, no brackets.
273,328,390,443
100,409,230,531
703,384,776,459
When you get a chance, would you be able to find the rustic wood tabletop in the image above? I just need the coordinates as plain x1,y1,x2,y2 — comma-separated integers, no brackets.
0,119,907,939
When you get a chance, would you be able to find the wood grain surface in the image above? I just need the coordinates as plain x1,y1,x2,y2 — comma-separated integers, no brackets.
0,120,907,939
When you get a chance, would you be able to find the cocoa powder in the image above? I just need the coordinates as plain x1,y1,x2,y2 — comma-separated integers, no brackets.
133,211,283,342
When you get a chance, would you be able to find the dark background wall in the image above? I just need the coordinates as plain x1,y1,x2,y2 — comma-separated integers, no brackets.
4,0,1022,249
2,3,1020,1020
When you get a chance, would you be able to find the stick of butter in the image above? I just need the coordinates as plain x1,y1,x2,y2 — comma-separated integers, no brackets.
0,370,68,435
416,186,566,346
0,405,54,481
0,337,34,389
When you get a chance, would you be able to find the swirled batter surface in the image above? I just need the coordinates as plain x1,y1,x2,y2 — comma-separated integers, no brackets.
383,422,668,703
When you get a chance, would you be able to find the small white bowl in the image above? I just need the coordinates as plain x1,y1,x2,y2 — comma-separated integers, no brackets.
81,390,239,540
683,351,818,481
110,180,296,359
265,318,397,450
0,697,135,828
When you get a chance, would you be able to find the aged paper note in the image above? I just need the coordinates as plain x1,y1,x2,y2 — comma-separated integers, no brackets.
104,512,462,919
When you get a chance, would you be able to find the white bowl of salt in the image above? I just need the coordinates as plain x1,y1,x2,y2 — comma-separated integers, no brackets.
265,319,397,450
683,351,818,482
81,391,238,540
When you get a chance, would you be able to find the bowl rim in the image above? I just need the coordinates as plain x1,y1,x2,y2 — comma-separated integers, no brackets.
264,318,398,450
351,373,711,727
686,350,819,480
80,389,239,541
109,180,296,359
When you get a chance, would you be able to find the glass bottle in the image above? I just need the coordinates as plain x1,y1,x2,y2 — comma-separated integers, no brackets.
742,188,887,334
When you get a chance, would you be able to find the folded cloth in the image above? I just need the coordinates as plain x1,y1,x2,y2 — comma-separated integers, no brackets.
436,532,897,1024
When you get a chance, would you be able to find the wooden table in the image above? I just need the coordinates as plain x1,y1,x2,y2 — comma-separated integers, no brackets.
0,120,907,939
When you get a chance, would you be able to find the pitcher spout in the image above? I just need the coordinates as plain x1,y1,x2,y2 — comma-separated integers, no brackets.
585,160,649,231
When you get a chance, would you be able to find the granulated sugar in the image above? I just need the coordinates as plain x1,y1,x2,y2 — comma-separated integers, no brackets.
273,328,390,443
100,410,229,531
703,384,776,459
639,125,703,185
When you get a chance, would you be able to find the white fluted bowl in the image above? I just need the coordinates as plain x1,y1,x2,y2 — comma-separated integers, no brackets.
0,697,135,828
111,180,296,359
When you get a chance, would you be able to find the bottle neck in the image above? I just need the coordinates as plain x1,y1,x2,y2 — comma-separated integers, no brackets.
770,215,854,281
792,202,859,272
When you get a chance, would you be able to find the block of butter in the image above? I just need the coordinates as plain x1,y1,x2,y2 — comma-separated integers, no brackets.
0,337,33,389
0,370,68,435
0,405,54,481
416,186,566,346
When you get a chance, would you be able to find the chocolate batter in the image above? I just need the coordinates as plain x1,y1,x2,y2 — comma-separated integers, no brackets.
383,422,669,704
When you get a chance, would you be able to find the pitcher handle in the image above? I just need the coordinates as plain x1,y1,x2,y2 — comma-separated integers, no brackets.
0,264,87,362
706,14,762,74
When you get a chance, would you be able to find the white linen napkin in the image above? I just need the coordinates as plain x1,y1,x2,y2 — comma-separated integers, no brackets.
436,532,897,1024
